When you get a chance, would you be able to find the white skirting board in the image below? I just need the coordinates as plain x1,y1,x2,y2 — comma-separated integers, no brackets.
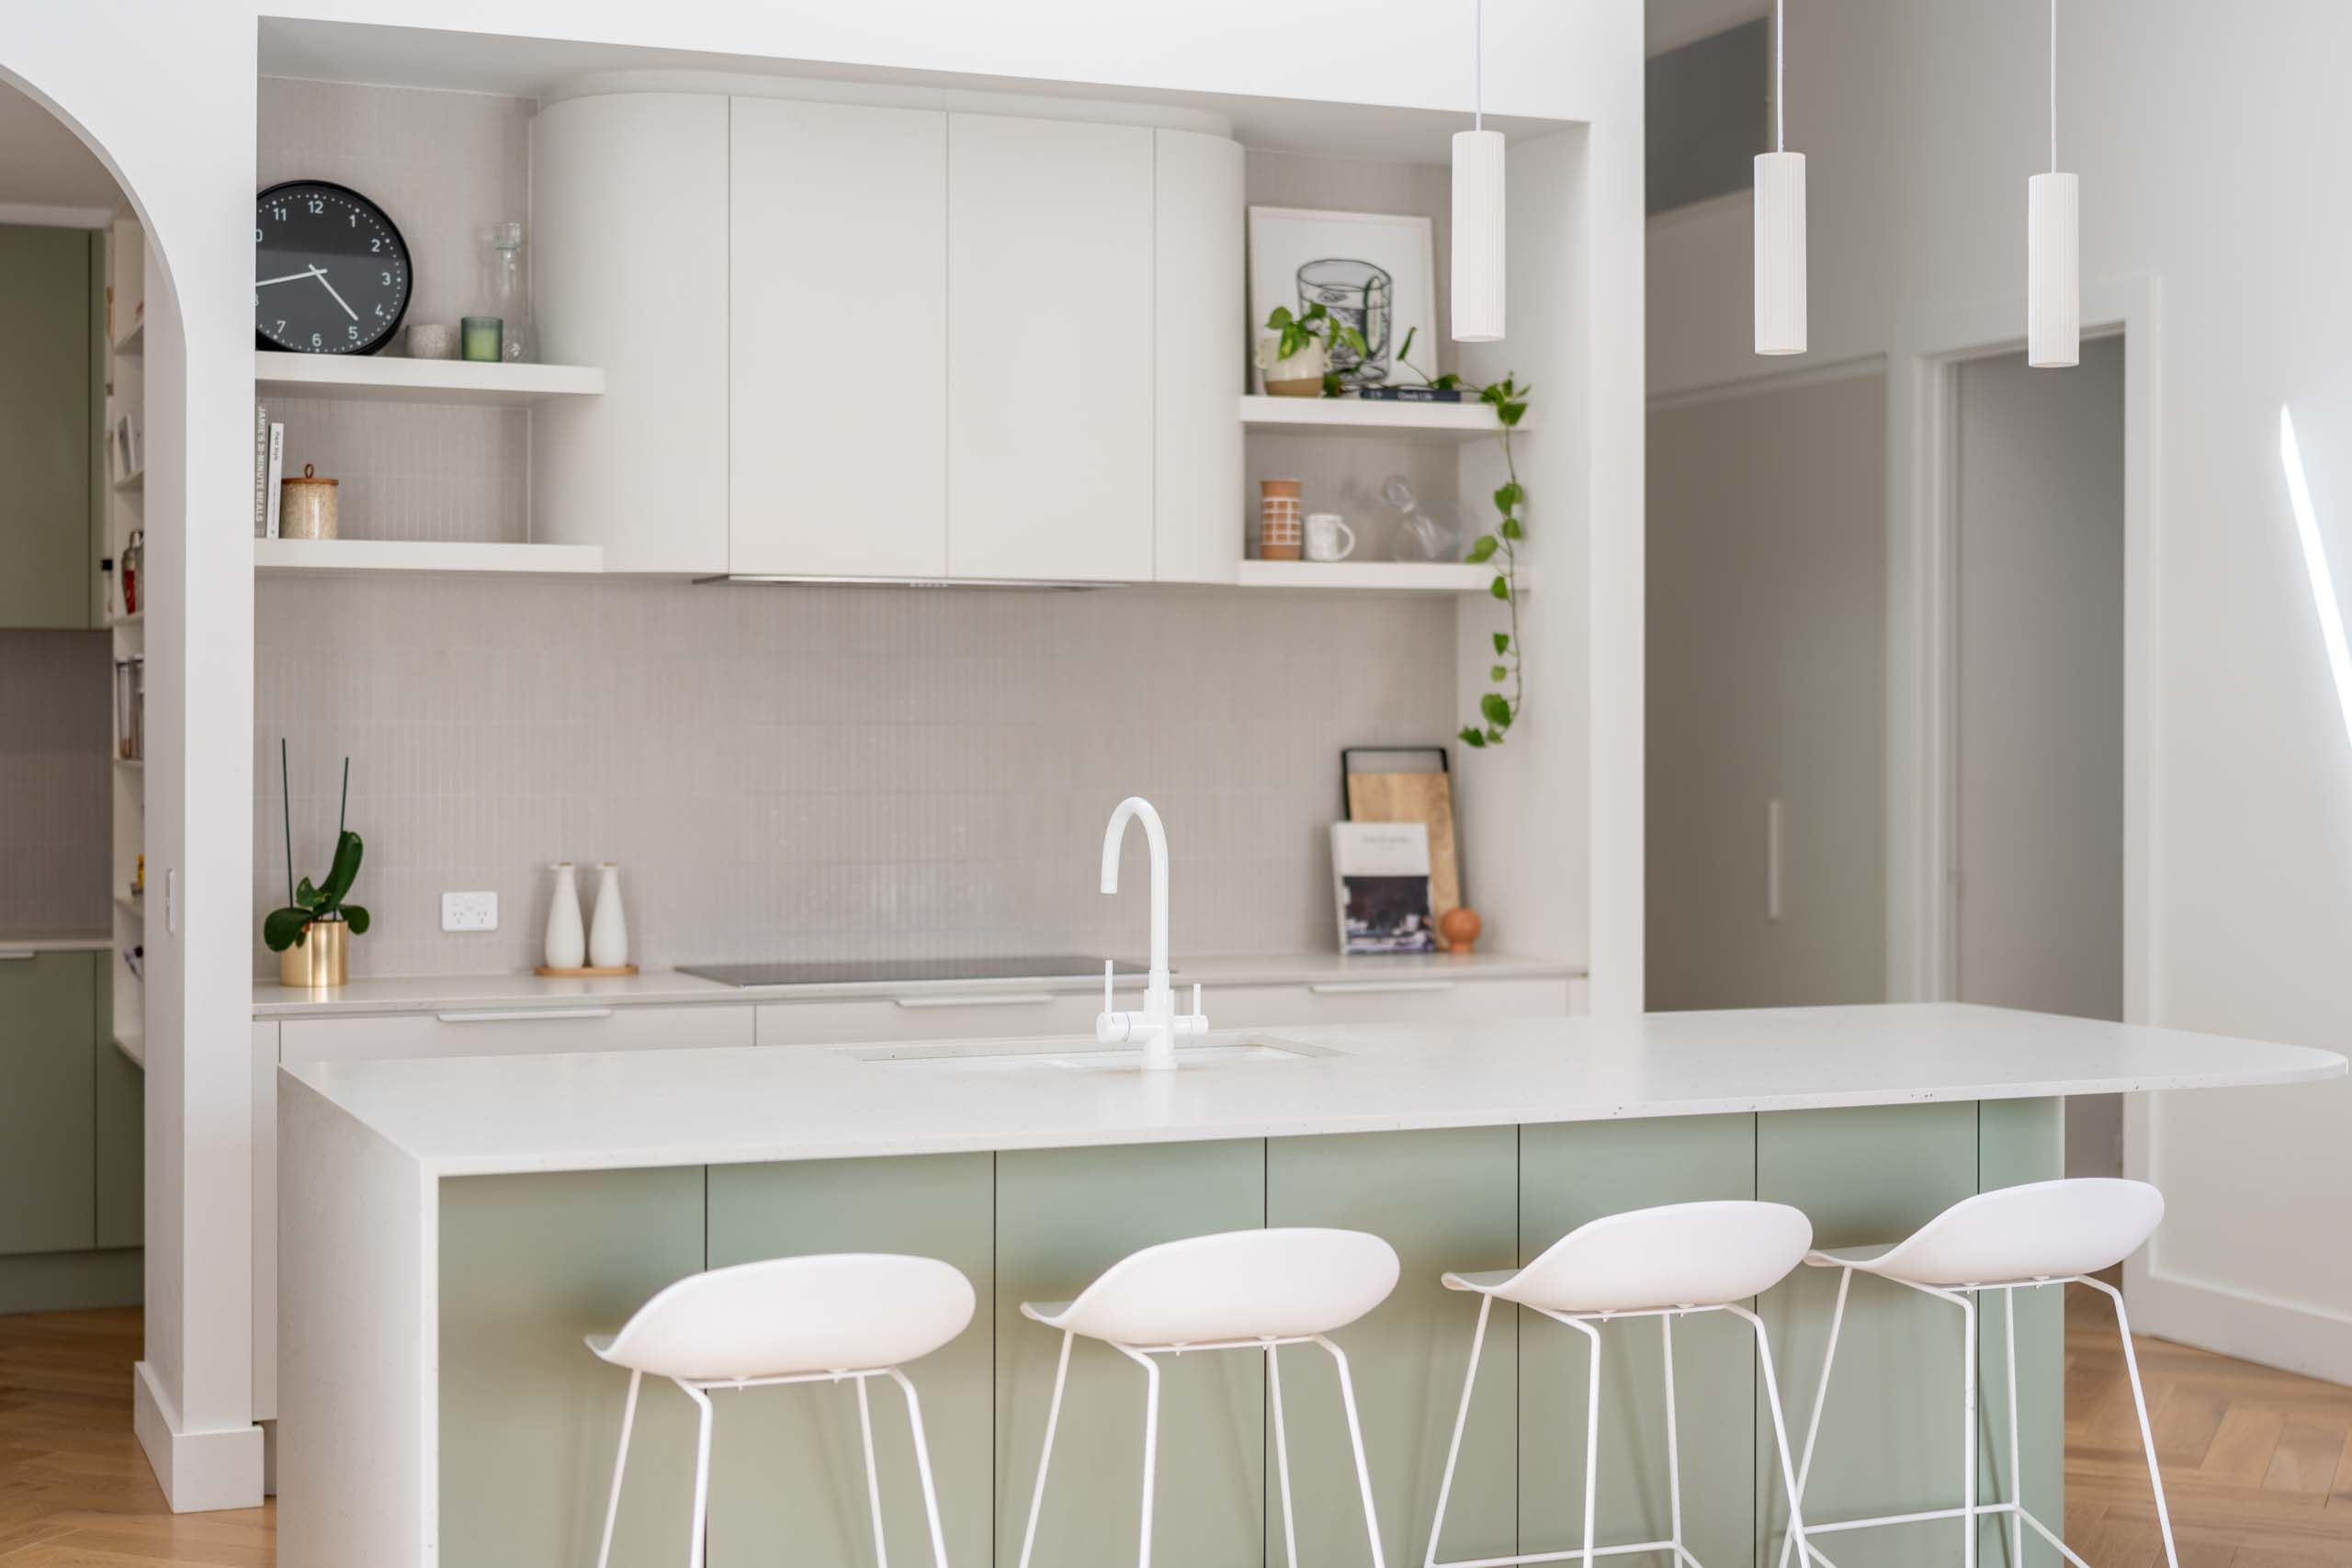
132,1359,266,1513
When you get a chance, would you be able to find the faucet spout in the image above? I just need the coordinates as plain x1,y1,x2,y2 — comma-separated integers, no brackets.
1100,796,1171,998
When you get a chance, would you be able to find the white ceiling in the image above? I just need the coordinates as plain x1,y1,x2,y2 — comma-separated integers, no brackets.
256,18,1566,164
0,82,127,213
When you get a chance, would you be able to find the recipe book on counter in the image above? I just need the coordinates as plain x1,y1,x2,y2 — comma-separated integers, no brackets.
1330,820,1439,954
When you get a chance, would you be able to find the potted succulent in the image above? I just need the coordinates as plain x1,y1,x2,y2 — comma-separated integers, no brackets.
264,746,369,988
1255,301,1367,398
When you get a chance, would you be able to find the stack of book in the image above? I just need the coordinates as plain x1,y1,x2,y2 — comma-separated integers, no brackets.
253,401,285,537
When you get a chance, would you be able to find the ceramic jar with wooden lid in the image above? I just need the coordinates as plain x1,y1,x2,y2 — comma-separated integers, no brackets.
280,463,339,539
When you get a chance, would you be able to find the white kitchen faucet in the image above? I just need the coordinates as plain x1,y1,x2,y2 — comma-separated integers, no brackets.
1095,796,1207,1070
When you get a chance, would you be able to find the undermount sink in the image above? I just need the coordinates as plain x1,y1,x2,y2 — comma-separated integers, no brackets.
844,1036,1339,1075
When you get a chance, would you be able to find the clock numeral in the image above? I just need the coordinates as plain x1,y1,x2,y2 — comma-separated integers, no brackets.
375,304,386,318
380,272,392,286
311,333,322,348
347,324,359,340
369,238,381,252
254,227,263,243
271,207,286,220
307,198,323,213
349,213,358,226
275,320,287,333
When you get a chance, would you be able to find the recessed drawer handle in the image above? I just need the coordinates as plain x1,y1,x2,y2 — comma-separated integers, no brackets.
892,992,1057,1010
434,1008,617,1023
1306,980,1453,995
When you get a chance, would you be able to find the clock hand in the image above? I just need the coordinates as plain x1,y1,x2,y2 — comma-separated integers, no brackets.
310,265,360,322
256,267,326,288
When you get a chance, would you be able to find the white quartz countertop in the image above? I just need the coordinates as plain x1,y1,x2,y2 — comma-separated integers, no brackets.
249,951,1578,1019
282,1002,2345,1178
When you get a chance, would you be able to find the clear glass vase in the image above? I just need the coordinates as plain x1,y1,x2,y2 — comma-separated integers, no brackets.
488,220,536,364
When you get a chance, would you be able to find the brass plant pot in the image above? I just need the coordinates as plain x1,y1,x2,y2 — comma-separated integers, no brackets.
279,916,349,989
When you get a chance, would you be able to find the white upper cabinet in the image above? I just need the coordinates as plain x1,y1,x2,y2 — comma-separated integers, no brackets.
1152,129,1246,584
945,114,1156,582
531,94,729,574
729,98,948,579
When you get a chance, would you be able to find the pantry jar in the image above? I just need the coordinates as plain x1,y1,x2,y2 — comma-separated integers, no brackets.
280,464,340,540
1258,479,1304,560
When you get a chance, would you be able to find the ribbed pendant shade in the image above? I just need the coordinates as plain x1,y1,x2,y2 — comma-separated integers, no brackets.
2028,172,2079,367
1754,151,1807,355
1452,128,1507,343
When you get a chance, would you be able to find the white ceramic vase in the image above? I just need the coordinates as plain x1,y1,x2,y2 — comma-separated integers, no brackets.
544,862,585,970
588,862,628,970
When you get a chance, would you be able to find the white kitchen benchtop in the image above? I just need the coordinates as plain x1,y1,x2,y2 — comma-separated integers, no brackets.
249,951,1578,1019
282,1001,2344,1178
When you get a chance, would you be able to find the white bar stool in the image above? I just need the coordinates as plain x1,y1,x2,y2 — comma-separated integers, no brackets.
1015,1227,1401,1568
1777,1177,2176,1568
586,1252,977,1568
1425,1201,1818,1568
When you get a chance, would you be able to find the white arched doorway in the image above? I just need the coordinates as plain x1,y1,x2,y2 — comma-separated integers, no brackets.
0,32,264,1512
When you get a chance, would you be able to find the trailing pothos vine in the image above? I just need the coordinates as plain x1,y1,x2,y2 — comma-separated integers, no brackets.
1398,328,1532,749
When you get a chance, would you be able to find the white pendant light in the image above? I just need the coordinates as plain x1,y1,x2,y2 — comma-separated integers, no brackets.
1452,0,1506,343
1754,0,1806,355
2028,0,2079,367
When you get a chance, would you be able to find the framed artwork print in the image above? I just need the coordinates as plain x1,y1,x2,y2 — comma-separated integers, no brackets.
1248,206,1437,393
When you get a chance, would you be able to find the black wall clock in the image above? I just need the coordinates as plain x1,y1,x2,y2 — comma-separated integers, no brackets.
254,180,412,355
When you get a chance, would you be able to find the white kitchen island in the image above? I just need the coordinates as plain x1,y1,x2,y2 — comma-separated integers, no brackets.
277,1003,2341,1568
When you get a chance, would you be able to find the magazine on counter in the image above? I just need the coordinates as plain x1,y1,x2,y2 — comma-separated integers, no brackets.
1329,820,1438,953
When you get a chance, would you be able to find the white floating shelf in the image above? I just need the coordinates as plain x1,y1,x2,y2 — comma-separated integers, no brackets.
112,469,144,493
1235,560,1516,593
115,1031,145,1069
112,319,143,356
1239,393,1527,441
255,537,605,577
254,352,605,406
114,894,144,922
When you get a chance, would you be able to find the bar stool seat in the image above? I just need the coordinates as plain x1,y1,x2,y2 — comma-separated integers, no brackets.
1781,1178,2177,1568
1427,1201,1818,1568
588,1252,976,1568
1016,1227,1401,1568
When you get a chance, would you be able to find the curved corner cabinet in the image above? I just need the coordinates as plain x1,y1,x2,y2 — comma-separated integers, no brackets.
531,89,1243,583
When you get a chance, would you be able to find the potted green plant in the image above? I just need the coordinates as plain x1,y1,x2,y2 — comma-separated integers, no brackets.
265,745,369,987
1255,302,1368,398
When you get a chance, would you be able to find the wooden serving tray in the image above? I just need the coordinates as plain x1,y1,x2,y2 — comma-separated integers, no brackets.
533,963,639,978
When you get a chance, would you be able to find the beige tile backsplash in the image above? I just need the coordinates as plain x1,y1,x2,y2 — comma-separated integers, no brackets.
254,577,1457,976
0,631,111,935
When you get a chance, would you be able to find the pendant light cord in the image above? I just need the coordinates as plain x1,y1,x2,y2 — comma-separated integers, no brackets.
1774,0,1786,152
1474,0,1484,130
2049,0,2059,172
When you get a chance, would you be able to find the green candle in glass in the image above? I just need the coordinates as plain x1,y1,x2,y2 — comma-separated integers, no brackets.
461,316,503,363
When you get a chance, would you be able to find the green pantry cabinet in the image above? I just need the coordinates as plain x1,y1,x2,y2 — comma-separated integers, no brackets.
437,1102,2064,1568
0,223,107,631
0,950,143,1312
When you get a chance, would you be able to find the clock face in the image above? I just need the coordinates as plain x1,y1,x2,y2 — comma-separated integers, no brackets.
254,181,411,355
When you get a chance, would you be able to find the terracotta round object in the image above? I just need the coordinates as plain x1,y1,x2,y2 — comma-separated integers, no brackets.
1439,906,1483,956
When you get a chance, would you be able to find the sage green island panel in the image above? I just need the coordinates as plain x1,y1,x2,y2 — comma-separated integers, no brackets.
1757,1102,1982,1568
0,224,95,629
996,1139,1267,1568
94,964,142,1249
0,951,96,1257
1519,1113,1759,1568
440,1168,706,1568
1267,1127,1519,1568
704,1153,995,1568
1977,1098,2065,1568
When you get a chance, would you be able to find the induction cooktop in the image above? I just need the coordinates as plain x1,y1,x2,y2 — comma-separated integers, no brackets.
678,955,1144,988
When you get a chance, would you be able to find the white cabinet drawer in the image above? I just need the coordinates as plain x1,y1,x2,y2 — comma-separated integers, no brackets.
278,1004,752,1065
756,991,1102,1047
1215,977,1572,1029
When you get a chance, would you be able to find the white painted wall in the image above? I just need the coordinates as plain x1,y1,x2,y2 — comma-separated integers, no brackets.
0,0,1645,1506
1650,3,2352,1378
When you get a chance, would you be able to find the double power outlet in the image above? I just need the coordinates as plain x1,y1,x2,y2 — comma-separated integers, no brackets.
439,891,499,932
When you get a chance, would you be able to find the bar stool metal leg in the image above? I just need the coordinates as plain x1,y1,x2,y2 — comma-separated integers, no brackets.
1316,1334,1389,1568
1562,1314,1604,1568
594,1368,642,1568
1114,1342,1166,1568
1423,1292,1495,1568
1960,1291,1978,1568
1778,1266,1851,1568
1016,1330,1075,1568
2082,1276,2181,1568
2003,1292,2024,1568
884,1366,953,1568
1726,1304,1810,1568
1661,1316,1684,1568
679,1381,717,1568
854,1376,891,1568
1269,1343,1302,1568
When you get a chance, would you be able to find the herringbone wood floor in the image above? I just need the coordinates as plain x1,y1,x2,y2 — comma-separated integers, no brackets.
2,1296,2347,1565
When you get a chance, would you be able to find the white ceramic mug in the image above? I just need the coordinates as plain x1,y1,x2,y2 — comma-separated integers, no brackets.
1305,513,1357,561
